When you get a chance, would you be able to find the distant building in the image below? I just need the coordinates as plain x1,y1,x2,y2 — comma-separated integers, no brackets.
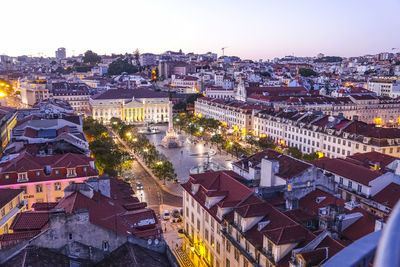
19,79,52,107
367,79,400,98
139,53,157,66
90,88,170,123
55,47,66,60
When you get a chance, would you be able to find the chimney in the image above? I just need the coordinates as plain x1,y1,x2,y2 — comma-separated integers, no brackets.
260,158,279,187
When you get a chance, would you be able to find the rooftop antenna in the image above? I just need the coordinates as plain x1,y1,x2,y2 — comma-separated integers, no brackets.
221,47,228,57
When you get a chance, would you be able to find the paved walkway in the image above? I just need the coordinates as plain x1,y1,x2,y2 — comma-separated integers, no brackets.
145,126,235,183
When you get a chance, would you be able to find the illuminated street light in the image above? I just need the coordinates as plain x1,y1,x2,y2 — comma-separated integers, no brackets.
157,161,163,165
229,141,233,145
143,148,149,152
0,91,6,98
132,138,138,142
126,132,132,138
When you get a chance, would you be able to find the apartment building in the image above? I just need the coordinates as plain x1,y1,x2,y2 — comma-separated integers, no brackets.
368,79,400,98
195,97,267,133
0,189,26,236
0,152,98,208
181,170,344,267
19,79,52,107
0,107,17,151
253,109,400,158
53,89,90,114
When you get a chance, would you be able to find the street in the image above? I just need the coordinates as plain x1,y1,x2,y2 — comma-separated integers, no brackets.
128,160,182,214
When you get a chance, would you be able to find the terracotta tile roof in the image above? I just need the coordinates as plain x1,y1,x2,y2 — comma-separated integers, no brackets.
348,151,398,169
371,183,400,209
31,202,58,211
0,152,98,185
10,211,50,232
312,158,381,186
263,224,311,245
298,189,345,216
0,189,23,210
233,149,312,180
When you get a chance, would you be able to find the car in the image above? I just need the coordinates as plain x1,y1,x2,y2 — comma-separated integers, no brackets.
136,182,143,190
163,210,170,220
172,209,180,218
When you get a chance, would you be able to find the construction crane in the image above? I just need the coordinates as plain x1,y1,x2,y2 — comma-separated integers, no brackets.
221,47,228,57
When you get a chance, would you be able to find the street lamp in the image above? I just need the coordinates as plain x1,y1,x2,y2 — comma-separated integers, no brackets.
143,148,149,153
157,161,163,166
126,132,132,138
132,138,138,142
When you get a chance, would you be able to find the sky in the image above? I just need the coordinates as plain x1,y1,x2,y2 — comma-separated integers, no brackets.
1,0,399,60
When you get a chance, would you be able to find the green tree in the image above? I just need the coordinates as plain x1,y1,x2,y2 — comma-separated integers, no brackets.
83,50,101,65
287,146,303,159
299,68,318,77
107,58,141,75
303,152,319,161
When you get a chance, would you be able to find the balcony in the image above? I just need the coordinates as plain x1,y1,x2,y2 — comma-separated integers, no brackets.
221,228,260,266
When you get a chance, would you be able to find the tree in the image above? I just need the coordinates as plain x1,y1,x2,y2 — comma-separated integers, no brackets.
303,152,319,161
152,160,176,184
186,94,203,105
107,58,141,75
257,137,276,150
299,68,318,77
134,49,140,65
287,146,303,159
83,50,101,65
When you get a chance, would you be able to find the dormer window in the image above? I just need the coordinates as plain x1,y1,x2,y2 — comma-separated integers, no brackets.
36,171,41,177
83,166,88,172
55,169,60,175
4,174,10,179
17,173,28,183
67,168,76,177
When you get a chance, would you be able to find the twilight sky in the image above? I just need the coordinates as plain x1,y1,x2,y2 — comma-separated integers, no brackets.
1,0,399,60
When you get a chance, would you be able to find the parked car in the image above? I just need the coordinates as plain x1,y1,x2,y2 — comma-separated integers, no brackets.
163,210,170,220
172,209,180,218
136,182,143,190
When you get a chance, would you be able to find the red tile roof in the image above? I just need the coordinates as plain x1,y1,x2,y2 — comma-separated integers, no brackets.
371,183,400,209
312,158,381,186
0,189,23,210
10,211,50,232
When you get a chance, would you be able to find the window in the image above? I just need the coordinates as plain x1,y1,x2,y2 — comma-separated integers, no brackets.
54,182,62,191
9,201,13,210
205,228,209,241
17,173,28,182
36,184,43,193
55,169,60,175
191,212,194,223
216,241,220,254
226,259,230,267
245,241,249,252
83,166,88,172
69,233,73,240
67,168,77,177
339,177,343,185
36,171,40,176
348,181,352,188
102,241,109,251
244,259,248,267
234,248,239,261
357,184,362,192
197,219,200,230
4,173,10,179
226,240,231,253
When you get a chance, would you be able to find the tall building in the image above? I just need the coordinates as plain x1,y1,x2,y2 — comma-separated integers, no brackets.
55,47,66,60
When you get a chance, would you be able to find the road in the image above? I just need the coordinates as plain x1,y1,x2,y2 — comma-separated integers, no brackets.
108,127,182,215
129,160,182,214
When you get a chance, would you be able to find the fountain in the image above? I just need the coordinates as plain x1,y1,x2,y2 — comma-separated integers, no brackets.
190,153,224,174
138,122,160,134
161,100,182,148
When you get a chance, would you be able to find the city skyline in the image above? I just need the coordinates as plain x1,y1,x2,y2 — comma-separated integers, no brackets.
1,0,399,59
